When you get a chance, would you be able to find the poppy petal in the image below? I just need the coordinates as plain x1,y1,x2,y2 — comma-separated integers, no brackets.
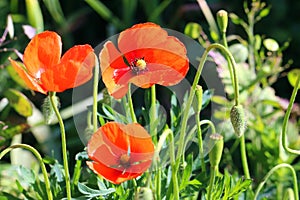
129,50,189,88
118,22,168,54
87,161,142,184
23,31,61,77
50,44,95,92
100,41,131,98
87,122,154,184
9,58,47,94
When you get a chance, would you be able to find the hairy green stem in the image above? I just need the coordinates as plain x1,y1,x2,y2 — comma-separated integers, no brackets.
254,163,299,200
127,84,137,123
154,129,177,199
281,74,300,155
195,112,206,173
240,135,250,179
49,92,71,200
221,31,235,96
71,159,82,193
207,165,217,200
150,85,157,143
176,43,240,171
0,144,53,200
93,54,99,132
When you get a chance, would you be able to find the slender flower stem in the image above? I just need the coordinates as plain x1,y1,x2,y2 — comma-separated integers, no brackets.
49,92,71,200
281,74,300,155
207,165,217,200
176,43,239,171
240,135,250,179
0,144,53,200
71,159,82,193
196,118,217,173
254,163,299,200
154,129,177,199
150,85,157,143
221,31,235,95
195,113,206,173
93,54,99,132
127,84,137,123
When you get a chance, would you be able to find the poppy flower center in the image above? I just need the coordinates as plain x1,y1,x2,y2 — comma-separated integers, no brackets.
130,58,147,75
119,154,131,168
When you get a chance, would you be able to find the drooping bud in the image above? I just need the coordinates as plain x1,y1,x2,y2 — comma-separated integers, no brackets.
192,85,203,113
217,10,228,34
230,105,247,137
209,133,224,168
134,187,154,200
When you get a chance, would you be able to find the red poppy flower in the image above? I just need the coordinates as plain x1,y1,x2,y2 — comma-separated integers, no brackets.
87,122,154,184
9,31,95,94
100,22,189,99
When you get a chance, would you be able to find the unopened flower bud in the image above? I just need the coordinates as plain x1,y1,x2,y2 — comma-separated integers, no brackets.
209,133,224,168
134,187,154,200
192,85,203,113
217,10,228,33
230,105,247,137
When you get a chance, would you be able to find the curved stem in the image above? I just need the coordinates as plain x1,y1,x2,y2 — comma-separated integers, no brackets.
0,144,53,200
240,135,250,179
207,165,217,200
281,74,300,155
254,163,299,200
196,118,217,173
222,31,235,98
176,43,239,170
127,84,137,123
49,92,71,200
93,54,99,132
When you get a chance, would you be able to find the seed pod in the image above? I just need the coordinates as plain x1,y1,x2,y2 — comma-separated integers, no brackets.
230,105,247,137
209,133,224,168
134,187,154,200
217,10,228,34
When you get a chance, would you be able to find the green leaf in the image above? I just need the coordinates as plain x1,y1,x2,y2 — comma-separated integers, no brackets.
287,69,300,89
85,0,124,30
263,38,279,51
6,64,29,90
228,178,252,197
229,43,248,63
0,123,29,140
202,89,214,109
78,182,115,198
184,22,202,39
4,89,33,117
16,165,36,187
179,154,193,190
7,15,14,39
25,0,44,33
43,0,65,25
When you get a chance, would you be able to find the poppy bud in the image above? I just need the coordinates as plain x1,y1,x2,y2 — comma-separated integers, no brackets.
208,133,224,168
134,187,154,200
230,105,247,137
42,95,60,124
192,85,203,113
217,10,228,34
